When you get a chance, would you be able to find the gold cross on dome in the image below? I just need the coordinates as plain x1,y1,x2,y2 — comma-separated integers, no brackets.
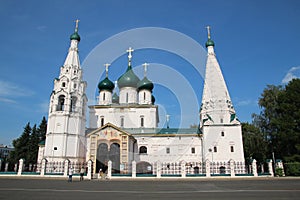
142,63,149,77
126,47,134,61
104,63,110,77
75,19,80,32
205,25,211,39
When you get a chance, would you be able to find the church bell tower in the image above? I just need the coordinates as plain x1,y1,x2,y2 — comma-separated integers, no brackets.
44,20,87,162
200,26,245,163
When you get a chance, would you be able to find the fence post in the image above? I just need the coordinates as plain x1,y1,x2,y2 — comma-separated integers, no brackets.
267,159,274,177
230,159,235,177
252,159,258,177
87,160,93,180
107,160,112,179
132,161,136,178
40,158,47,176
17,159,24,176
64,159,70,177
5,162,9,172
275,159,285,176
205,159,211,177
156,161,161,178
181,161,186,178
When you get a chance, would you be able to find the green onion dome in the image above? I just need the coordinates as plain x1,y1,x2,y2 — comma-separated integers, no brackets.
117,65,140,88
137,77,154,91
70,32,81,41
98,77,115,92
205,38,214,48
112,93,119,104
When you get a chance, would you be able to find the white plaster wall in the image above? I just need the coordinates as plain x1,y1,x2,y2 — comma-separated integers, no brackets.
134,136,202,163
119,87,137,104
202,125,244,162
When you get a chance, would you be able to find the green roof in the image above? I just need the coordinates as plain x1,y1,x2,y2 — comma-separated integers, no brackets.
205,38,214,48
70,32,81,41
98,77,115,92
137,77,154,91
117,65,140,88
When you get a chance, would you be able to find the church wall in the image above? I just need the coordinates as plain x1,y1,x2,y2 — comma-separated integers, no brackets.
134,135,202,163
119,87,137,104
202,125,244,162
90,106,158,129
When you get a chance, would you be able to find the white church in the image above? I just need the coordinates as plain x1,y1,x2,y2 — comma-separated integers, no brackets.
37,21,245,175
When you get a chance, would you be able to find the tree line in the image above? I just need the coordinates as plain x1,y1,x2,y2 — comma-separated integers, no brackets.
8,117,47,168
242,78,300,175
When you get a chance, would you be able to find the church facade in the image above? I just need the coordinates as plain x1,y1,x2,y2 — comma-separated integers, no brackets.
38,22,245,175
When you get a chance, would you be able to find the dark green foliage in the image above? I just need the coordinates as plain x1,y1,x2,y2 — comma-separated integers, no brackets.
8,117,47,166
242,122,267,164
252,79,300,163
284,162,300,176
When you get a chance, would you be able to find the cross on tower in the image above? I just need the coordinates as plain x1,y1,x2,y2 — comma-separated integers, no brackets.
205,26,211,39
104,63,111,77
142,63,149,77
75,19,80,32
126,47,134,61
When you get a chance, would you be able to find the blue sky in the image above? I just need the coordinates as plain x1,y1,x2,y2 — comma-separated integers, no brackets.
0,0,299,146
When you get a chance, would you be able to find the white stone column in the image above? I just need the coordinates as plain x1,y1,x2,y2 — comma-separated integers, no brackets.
5,162,9,172
87,160,93,180
64,159,70,177
17,159,24,176
156,161,161,178
268,159,274,177
230,159,235,177
107,160,112,179
181,161,186,178
252,159,258,177
205,159,211,177
275,160,285,176
40,159,47,176
132,161,136,178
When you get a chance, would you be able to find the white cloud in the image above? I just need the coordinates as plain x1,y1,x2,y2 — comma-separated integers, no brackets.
282,66,300,84
235,99,257,107
37,25,47,32
0,80,35,104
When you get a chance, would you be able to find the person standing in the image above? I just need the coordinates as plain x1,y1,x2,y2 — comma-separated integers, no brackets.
68,167,73,182
80,167,85,181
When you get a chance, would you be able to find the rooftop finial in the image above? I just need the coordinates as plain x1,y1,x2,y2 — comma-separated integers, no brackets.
126,47,134,66
75,19,80,33
142,63,149,77
205,26,211,39
104,63,110,78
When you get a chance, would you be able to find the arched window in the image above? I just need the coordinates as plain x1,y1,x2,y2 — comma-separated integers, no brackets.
103,93,106,101
213,146,217,152
126,93,129,103
57,95,65,111
101,117,104,127
221,131,225,137
139,146,147,154
70,96,77,112
143,92,146,100
191,147,195,154
140,116,144,127
230,146,234,152
120,116,124,127
62,82,66,87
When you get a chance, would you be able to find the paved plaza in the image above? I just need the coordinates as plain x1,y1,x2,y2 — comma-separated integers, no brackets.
0,177,299,200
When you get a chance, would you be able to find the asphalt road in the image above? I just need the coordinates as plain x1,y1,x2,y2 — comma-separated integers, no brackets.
0,177,299,200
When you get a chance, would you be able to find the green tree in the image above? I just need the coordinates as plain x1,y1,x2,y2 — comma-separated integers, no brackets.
27,124,39,165
242,122,267,164
9,122,31,164
253,79,300,162
37,116,47,142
